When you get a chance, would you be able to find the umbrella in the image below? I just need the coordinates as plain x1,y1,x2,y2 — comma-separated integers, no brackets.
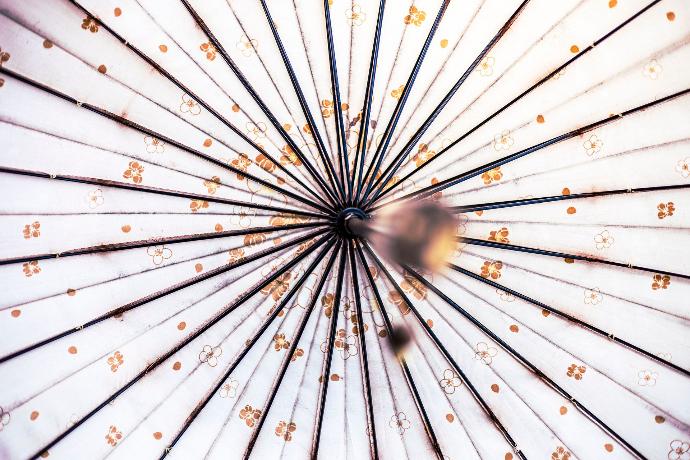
0,0,689,458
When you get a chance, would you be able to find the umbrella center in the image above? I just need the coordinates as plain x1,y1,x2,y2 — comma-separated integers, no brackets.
335,207,368,238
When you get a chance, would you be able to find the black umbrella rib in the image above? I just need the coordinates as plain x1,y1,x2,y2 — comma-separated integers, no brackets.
66,0,328,211
311,243,348,458
353,0,386,203
368,87,690,211
258,0,346,205
401,264,646,459
452,183,690,214
450,261,689,376
30,231,333,460
242,241,341,459
0,165,324,220
357,0,450,207
363,0,531,209
323,0,352,204
161,237,339,459
459,237,690,281
0,222,325,266
347,240,380,459
370,0,663,204
358,243,525,459
179,0,340,209
0,67,333,216
2,228,328,367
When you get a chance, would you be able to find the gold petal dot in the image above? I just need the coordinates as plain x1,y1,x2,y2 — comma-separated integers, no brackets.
214,223,223,232
666,11,675,21
445,413,454,422
604,444,614,452
159,44,168,53
172,361,181,371
43,39,53,49
509,324,519,333
567,206,577,214
121,224,132,233
11,309,21,318
570,45,579,53
68,346,78,354
542,309,551,317
655,415,665,423
564,258,574,264
536,114,545,123
177,321,186,331
67,288,77,296
40,452,49,458
562,187,571,195
195,263,203,273
203,138,212,147
608,0,617,7
505,454,514,460
97,64,107,74
232,103,240,112
153,432,162,440
30,411,39,421
330,373,340,381
440,38,448,48
491,383,499,393
559,406,568,415
114,7,122,16
426,319,434,328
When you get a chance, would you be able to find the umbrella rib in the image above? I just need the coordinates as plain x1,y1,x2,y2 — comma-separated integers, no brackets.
64,0,330,212
258,0,346,205
354,242,444,459
352,0,386,204
311,243,348,458
401,263,647,459
161,237,339,459
29,231,333,460
459,236,690,281
242,240,341,459
0,165,325,220
178,0,341,209
368,87,690,211
323,0,352,204
450,261,689,376
0,228,328,367
357,0,450,207
358,243,525,459
347,240,380,460
0,222,324,266
364,0,531,208
0,67,333,216
369,0,664,204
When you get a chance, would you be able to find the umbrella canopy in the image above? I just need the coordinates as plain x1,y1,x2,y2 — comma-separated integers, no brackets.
0,0,689,459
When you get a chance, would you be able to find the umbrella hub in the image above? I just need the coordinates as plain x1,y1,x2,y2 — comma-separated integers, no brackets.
335,207,369,238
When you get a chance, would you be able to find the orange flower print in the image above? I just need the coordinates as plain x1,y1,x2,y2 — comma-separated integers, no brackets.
492,130,514,151
404,6,426,26
481,167,502,185
244,233,267,246
105,425,122,446
321,100,335,118
255,153,277,173
22,261,40,277
477,56,495,76
652,274,671,290
87,189,104,208
334,328,358,359
273,333,290,352
566,363,586,380
236,35,257,57
107,351,124,372
269,213,308,227
551,446,571,460
147,245,172,265
389,412,411,435
295,239,315,256
488,227,509,243
203,176,221,194
262,272,292,301
291,348,304,362
676,157,690,178
239,405,262,428
401,272,426,300
180,93,201,115
280,145,302,166
346,4,366,26
430,177,443,201
81,16,99,33
583,287,602,305
275,420,297,441
190,200,209,213
439,369,462,394
230,153,252,180
412,143,435,167
246,122,267,140
474,342,497,365
668,440,690,460
637,369,658,386
219,378,238,398
391,84,404,100
22,221,41,239
321,292,334,317
387,291,410,315
643,59,662,80
122,161,144,184
657,202,675,219
199,42,217,61
480,261,502,280
199,345,222,367
594,230,614,250
144,136,165,153
228,248,246,264
583,134,603,156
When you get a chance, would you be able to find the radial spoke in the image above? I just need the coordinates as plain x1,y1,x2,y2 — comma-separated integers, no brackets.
363,1,531,208
179,0,341,209
368,88,690,211
369,0,664,205
30,231,334,459
357,0,451,207
258,0,346,204
0,67,334,216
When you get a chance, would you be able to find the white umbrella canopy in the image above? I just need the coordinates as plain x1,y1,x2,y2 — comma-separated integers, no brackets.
0,0,689,459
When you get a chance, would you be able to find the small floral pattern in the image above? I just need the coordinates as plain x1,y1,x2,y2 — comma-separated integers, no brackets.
107,351,124,372
291,348,304,362
496,289,515,302
346,4,366,26
652,274,671,290
412,143,435,167
247,122,267,140
335,329,358,359
321,293,334,317
404,6,426,26
275,421,297,441
583,134,603,156
676,158,690,178
81,16,99,33
274,333,290,352
668,440,690,460
87,189,104,208
22,261,41,277
389,412,411,435
566,363,586,380
204,176,221,194
147,245,172,265
180,93,201,115
190,200,209,213
105,425,122,446
658,202,675,219
123,161,144,184
237,35,258,57
481,167,503,184
480,261,503,280
492,130,514,151
239,405,262,427
200,42,217,61
262,272,292,301
401,273,427,300
638,369,658,386
474,342,498,365
231,153,252,180
245,233,267,246
280,145,302,166
594,230,614,250
643,59,662,80
228,248,246,264
391,84,405,100
219,379,239,398
477,56,495,76
583,287,602,305
439,369,462,394
22,221,41,239
551,446,571,460
488,227,509,243
144,136,165,153
199,345,222,367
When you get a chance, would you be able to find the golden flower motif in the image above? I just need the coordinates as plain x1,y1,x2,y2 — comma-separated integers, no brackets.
244,233,267,246
81,16,99,33
296,239,315,256
404,6,426,26
236,35,258,57
480,261,502,280
105,425,122,446
22,260,40,277
291,348,304,362
652,274,671,290
107,351,124,372
144,136,165,153
391,84,405,100
262,272,292,301
551,446,571,460
583,134,603,156
346,4,366,26
22,221,41,239
203,176,221,194
389,412,411,435
477,56,495,76
474,342,497,364
583,287,602,305
657,202,675,219
275,420,297,441
401,272,426,300
122,161,144,184
566,363,586,380
180,93,201,115
190,200,209,213
412,143,435,167
199,344,222,367
230,153,252,180
387,291,410,315
643,59,662,80
439,369,462,394
239,405,262,427
488,227,509,243
228,248,246,264
637,369,658,386
255,153,277,173
668,440,690,460
492,130,514,151
273,333,290,352
594,230,614,250
334,328,358,359
147,245,172,265
676,157,690,178
200,42,217,61
280,144,302,166
269,213,309,227
481,167,502,185
219,379,238,398
321,292,334,317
